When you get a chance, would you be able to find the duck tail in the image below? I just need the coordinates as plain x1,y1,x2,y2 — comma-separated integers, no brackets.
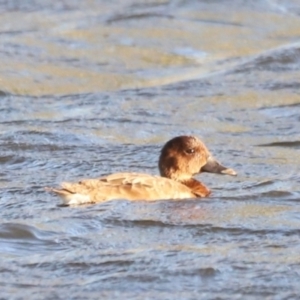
45,186,91,206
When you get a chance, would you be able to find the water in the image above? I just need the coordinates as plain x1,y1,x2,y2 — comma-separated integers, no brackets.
1,0,300,299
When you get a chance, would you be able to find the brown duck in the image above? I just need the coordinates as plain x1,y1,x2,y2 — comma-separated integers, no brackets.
47,136,236,205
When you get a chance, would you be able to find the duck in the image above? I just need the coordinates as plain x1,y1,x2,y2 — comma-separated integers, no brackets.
47,135,236,205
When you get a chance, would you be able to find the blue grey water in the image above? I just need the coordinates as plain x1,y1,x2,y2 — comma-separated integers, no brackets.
0,0,300,299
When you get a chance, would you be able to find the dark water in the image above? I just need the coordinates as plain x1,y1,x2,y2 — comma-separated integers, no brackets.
1,0,300,299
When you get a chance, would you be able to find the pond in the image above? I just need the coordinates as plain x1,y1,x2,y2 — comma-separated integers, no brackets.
0,0,300,299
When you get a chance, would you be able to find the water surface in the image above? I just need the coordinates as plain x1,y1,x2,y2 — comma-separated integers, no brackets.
1,0,300,299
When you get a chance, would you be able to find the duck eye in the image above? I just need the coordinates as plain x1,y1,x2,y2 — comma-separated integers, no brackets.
185,148,195,154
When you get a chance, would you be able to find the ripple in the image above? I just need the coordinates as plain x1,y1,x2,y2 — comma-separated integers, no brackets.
257,141,300,148
232,44,300,73
0,223,64,256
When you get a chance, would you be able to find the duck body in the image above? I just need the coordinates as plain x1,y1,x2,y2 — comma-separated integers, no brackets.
48,136,236,205
51,172,209,205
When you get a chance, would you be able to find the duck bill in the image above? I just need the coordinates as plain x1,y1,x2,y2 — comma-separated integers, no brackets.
201,156,237,176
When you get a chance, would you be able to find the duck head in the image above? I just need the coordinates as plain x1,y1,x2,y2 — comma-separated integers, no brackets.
158,135,236,181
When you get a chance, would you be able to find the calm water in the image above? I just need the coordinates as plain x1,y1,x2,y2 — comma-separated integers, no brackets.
1,0,300,299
